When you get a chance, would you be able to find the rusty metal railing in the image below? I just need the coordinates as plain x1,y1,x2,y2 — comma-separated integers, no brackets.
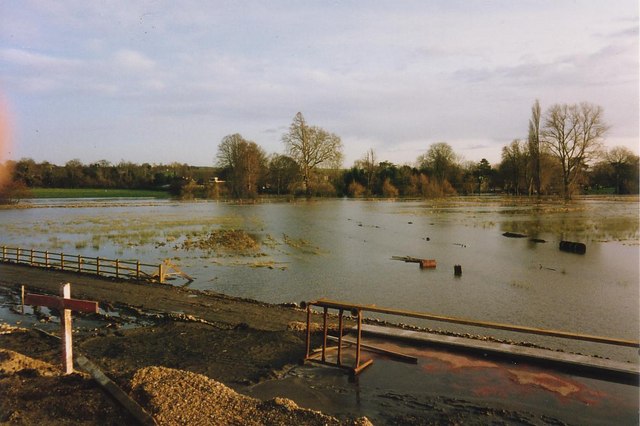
302,298,639,376
301,300,374,376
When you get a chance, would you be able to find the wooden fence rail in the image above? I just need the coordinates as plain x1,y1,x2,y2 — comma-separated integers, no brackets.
1,245,167,283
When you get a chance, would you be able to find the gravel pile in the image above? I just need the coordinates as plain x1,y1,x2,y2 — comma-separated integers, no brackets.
131,366,372,426
0,348,60,377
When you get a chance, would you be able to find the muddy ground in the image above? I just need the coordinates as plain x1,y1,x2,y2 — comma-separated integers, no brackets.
0,264,376,424
0,262,607,425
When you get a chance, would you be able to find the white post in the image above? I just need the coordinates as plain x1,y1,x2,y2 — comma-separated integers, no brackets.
60,283,73,374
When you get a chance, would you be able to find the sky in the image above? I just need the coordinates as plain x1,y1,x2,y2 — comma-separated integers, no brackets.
0,1,638,168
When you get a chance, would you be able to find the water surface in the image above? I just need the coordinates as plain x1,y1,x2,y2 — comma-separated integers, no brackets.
2,197,638,361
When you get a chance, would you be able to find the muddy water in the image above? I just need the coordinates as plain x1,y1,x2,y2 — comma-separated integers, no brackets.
2,197,638,361
248,337,639,425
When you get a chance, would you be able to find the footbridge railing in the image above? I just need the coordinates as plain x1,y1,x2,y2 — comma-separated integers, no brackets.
302,298,640,377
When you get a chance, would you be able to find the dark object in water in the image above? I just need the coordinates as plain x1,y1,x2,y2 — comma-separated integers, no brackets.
502,232,527,238
530,238,546,243
559,240,586,254
454,265,462,276
391,256,436,269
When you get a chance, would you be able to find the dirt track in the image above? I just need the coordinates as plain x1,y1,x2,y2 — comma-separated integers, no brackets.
0,262,310,331
1,263,367,425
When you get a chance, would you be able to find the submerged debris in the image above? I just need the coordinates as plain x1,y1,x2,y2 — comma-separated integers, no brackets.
177,230,259,253
502,232,527,238
559,240,587,254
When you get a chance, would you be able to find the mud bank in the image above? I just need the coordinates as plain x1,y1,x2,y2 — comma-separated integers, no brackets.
1,263,637,425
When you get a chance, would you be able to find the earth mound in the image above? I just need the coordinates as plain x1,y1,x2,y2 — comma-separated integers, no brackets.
131,366,372,426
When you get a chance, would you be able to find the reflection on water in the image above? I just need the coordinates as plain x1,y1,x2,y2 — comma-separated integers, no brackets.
2,197,639,361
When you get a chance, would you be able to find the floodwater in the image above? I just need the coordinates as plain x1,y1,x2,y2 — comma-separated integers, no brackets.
2,197,639,362
248,336,639,425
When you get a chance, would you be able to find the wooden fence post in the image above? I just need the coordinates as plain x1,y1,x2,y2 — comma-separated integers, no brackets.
16,247,21,263
60,253,65,270
2,246,5,261
45,251,49,268
136,261,140,280
158,263,164,283
115,259,119,279
78,255,82,273
96,257,101,276
30,249,34,266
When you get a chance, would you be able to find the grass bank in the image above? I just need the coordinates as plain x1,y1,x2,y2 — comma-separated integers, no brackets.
27,188,171,199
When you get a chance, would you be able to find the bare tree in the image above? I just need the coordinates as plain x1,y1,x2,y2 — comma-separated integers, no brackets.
542,102,607,199
216,134,266,198
606,146,638,194
355,148,377,195
528,99,542,196
267,154,299,195
500,139,529,195
282,112,343,196
418,142,457,183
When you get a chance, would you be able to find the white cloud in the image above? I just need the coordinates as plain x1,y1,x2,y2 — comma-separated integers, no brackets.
112,49,156,73
0,1,637,165
0,48,80,71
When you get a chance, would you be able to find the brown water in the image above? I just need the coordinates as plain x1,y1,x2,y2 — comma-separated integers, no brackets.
247,336,639,425
2,197,639,361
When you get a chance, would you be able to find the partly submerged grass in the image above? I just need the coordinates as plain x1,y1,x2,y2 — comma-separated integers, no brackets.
28,188,171,199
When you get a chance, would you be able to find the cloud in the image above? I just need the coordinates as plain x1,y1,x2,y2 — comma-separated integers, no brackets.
1,1,637,165
112,49,156,72
0,48,81,71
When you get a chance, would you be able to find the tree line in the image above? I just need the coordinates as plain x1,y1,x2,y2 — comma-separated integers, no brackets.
1,106,638,202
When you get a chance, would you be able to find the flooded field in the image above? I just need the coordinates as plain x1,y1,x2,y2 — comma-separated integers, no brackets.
2,197,638,362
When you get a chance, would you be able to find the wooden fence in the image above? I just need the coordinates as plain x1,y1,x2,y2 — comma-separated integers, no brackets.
1,245,168,283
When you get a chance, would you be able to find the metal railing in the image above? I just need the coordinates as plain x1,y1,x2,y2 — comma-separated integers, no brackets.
1,245,166,283
302,298,640,376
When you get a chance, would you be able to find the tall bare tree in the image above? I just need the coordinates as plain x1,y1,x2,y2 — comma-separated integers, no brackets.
528,99,542,196
282,112,343,196
542,102,608,199
216,134,266,198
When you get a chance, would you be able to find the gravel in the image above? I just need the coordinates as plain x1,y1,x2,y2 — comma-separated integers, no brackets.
131,366,373,426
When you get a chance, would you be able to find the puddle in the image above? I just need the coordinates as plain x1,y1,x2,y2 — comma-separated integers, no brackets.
247,337,639,425
0,288,153,333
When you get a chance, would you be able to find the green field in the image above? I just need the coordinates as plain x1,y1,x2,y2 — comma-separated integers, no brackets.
28,188,171,199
